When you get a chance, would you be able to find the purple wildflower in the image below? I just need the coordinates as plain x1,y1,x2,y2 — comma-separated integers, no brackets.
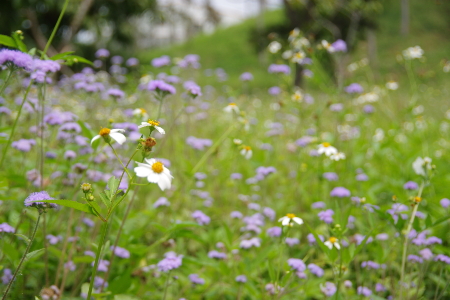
311,201,326,209
154,197,170,208
151,55,171,68
403,181,419,190
191,210,211,225
24,191,57,209
440,198,450,208
111,246,130,259
287,258,306,272
12,139,36,152
0,223,15,233
189,274,205,285
235,275,247,283
0,49,33,70
239,237,261,249
147,80,176,95
308,263,324,277
95,49,110,58
268,86,281,95
208,250,227,259
357,286,372,297
434,254,450,264
345,83,364,94
157,252,183,272
331,39,347,52
268,64,290,74
318,209,334,224
230,211,243,219
1,269,13,285
285,237,300,247
330,187,351,197
266,227,282,237
323,172,339,181
240,72,253,81
321,282,337,297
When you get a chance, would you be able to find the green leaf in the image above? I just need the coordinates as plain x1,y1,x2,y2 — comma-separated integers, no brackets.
14,234,31,244
11,32,27,52
77,120,94,140
425,214,433,228
99,192,111,209
73,255,95,264
266,260,276,282
0,35,17,48
304,223,330,257
107,176,120,199
51,51,75,61
429,215,450,228
28,48,36,56
31,199,97,216
24,248,45,263
1,242,19,262
64,55,93,66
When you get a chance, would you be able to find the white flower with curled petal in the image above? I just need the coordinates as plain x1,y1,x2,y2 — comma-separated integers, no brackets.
317,142,338,156
240,146,252,160
138,119,165,134
91,128,126,145
224,103,239,114
324,237,340,250
278,213,303,226
134,158,173,191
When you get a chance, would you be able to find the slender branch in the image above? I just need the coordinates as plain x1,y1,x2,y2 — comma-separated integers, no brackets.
2,212,42,300
86,220,109,299
41,0,70,58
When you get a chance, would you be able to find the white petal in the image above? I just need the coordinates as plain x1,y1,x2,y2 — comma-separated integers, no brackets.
162,167,173,178
245,151,252,159
138,123,150,129
293,217,303,225
110,132,126,145
278,217,286,223
324,241,333,249
334,242,341,250
282,218,290,226
157,174,172,191
240,149,245,155
91,135,101,144
145,158,156,165
111,129,125,133
146,172,160,183
155,126,165,134
134,166,152,178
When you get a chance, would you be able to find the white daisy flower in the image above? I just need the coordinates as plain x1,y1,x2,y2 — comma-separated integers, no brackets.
138,119,165,134
385,81,399,90
403,46,424,60
133,108,149,120
317,143,338,157
224,103,239,114
278,213,303,226
292,91,303,102
91,128,126,145
330,152,346,161
233,139,242,145
412,156,432,176
134,158,173,191
240,146,252,160
324,237,340,250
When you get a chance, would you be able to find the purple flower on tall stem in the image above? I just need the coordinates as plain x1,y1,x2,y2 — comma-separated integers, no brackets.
345,83,364,94
240,72,253,81
403,181,419,190
330,187,351,197
321,282,337,297
24,191,57,209
285,238,300,247
147,80,176,95
157,252,183,272
191,210,211,225
189,274,205,285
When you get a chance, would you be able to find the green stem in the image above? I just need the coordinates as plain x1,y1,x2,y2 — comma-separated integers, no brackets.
2,212,42,300
86,220,109,299
0,69,14,96
0,81,33,169
191,125,235,174
162,271,171,300
156,98,164,119
399,180,425,296
41,0,70,57
108,144,132,178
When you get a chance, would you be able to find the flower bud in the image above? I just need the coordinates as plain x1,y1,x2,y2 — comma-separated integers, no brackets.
81,183,92,193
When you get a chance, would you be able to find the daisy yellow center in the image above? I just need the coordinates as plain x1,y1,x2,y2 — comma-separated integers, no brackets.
294,93,302,100
151,162,164,173
286,213,296,219
99,128,111,136
322,142,331,147
329,237,337,243
244,146,251,151
414,196,422,203
147,120,160,126
141,108,147,113
229,103,237,106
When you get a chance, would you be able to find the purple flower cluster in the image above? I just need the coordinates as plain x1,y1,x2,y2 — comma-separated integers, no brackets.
157,252,183,272
0,223,15,233
178,54,200,69
239,237,261,249
12,139,36,152
188,273,205,285
111,246,130,259
321,282,337,297
147,80,176,95
308,263,324,277
191,210,211,225
268,64,290,74
0,49,33,70
208,250,227,259
345,83,364,94
184,80,202,97
287,258,306,272
24,191,57,209
318,209,334,224
240,72,253,81
330,187,351,197
151,55,171,67
186,136,212,150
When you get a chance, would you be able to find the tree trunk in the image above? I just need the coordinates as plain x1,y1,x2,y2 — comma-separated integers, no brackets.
401,0,409,35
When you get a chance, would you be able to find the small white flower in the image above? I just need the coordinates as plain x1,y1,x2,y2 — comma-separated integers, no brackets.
317,143,338,156
134,158,173,191
278,213,303,226
233,139,242,145
138,119,165,134
91,128,126,145
292,91,303,102
412,156,432,176
386,81,399,90
324,237,340,250
240,146,252,160
133,108,149,120
268,41,282,53
403,46,424,60
330,152,346,161
224,103,239,114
